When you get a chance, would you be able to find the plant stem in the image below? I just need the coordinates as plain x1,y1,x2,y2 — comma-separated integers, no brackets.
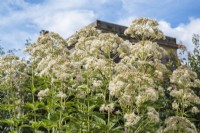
59,104,62,130
86,74,90,132
87,100,90,131
31,66,37,122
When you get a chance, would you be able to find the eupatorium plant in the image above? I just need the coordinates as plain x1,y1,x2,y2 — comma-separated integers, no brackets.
0,18,199,133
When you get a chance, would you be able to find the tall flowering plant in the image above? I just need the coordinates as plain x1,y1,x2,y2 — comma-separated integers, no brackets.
0,18,199,133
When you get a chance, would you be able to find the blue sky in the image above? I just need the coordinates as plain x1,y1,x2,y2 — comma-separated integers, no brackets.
1,0,200,56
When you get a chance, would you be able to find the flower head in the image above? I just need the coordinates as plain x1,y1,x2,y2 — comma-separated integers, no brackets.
37,88,49,100
124,111,140,127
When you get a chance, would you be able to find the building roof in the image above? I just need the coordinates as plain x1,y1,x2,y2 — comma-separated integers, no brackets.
89,20,178,50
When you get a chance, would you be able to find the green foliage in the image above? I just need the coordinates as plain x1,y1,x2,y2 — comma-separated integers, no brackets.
189,34,200,78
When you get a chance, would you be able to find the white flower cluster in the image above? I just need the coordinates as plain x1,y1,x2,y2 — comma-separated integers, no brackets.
37,88,49,100
170,89,184,98
147,107,159,123
81,57,110,75
67,26,133,81
191,106,199,114
109,79,125,97
124,18,165,41
0,55,27,87
76,87,86,99
145,87,159,102
25,32,77,81
163,116,198,133
56,91,67,99
129,41,167,61
124,111,140,127
172,101,179,110
67,26,100,47
109,71,159,107
170,89,200,109
92,79,103,88
170,66,200,88
114,41,168,81
99,103,115,113
170,66,200,111
154,70,164,81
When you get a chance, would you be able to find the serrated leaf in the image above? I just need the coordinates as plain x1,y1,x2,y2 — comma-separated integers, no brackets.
92,115,106,125
108,122,116,130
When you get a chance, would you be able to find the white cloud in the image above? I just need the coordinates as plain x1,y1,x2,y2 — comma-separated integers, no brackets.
116,16,136,26
159,18,200,52
0,29,38,57
29,2,97,37
33,10,95,37
0,0,98,53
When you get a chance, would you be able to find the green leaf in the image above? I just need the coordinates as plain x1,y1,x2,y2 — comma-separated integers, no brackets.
25,103,35,110
111,126,124,131
64,101,75,107
30,121,44,129
24,101,44,110
89,104,96,112
0,119,14,125
108,122,116,130
92,115,106,125
35,131,46,133
23,87,32,92
0,104,14,111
